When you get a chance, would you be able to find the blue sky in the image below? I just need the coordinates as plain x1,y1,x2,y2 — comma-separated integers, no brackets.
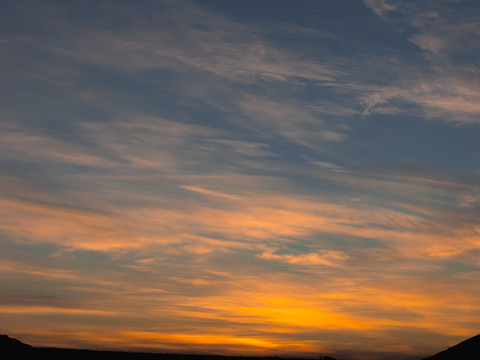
1,1,480,359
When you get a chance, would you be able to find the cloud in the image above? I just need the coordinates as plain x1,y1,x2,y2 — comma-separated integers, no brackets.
363,0,397,16
363,0,480,122
258,249,349,267
0,122,113,167
0,305,116,316
52,8,343,85
311,160,347,173
410,34,447,55
362,71,480,122
2,1,480,357
2,160,479,268
2,0,357,151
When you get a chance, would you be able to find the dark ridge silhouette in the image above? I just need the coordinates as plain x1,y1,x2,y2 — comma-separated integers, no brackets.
1,335,328,360
0,334,33,353
8,332,480,360
422,334,480,360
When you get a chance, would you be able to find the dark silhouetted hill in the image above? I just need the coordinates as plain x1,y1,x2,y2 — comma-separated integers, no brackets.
0,334,33,353
1,335,323,360
423,334,480,360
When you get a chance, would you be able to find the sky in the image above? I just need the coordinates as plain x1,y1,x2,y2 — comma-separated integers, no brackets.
1,0,480,359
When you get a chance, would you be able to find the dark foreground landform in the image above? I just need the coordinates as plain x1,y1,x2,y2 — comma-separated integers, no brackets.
2,333,480,360
17,347,322,360
0,335,324,360
421,334,480,360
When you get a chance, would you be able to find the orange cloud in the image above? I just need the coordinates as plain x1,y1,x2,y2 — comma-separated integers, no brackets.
258,249,349,266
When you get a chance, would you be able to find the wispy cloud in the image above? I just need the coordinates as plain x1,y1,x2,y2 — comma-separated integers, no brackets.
363,0,397,16
4,0,359,151
2,0,480,358
258,249,349,267
363,0,480,122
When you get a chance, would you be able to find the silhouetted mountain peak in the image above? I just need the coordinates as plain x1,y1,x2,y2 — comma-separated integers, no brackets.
423,334,480,360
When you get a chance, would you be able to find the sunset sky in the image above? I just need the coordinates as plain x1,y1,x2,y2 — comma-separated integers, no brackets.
2,1,480,359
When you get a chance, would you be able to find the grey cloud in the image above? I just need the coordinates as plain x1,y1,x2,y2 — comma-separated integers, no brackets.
364,0,480,122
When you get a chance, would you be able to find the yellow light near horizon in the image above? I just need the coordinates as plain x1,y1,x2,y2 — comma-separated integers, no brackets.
233,305,366,330
125,331,279,348
115,331,323,356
